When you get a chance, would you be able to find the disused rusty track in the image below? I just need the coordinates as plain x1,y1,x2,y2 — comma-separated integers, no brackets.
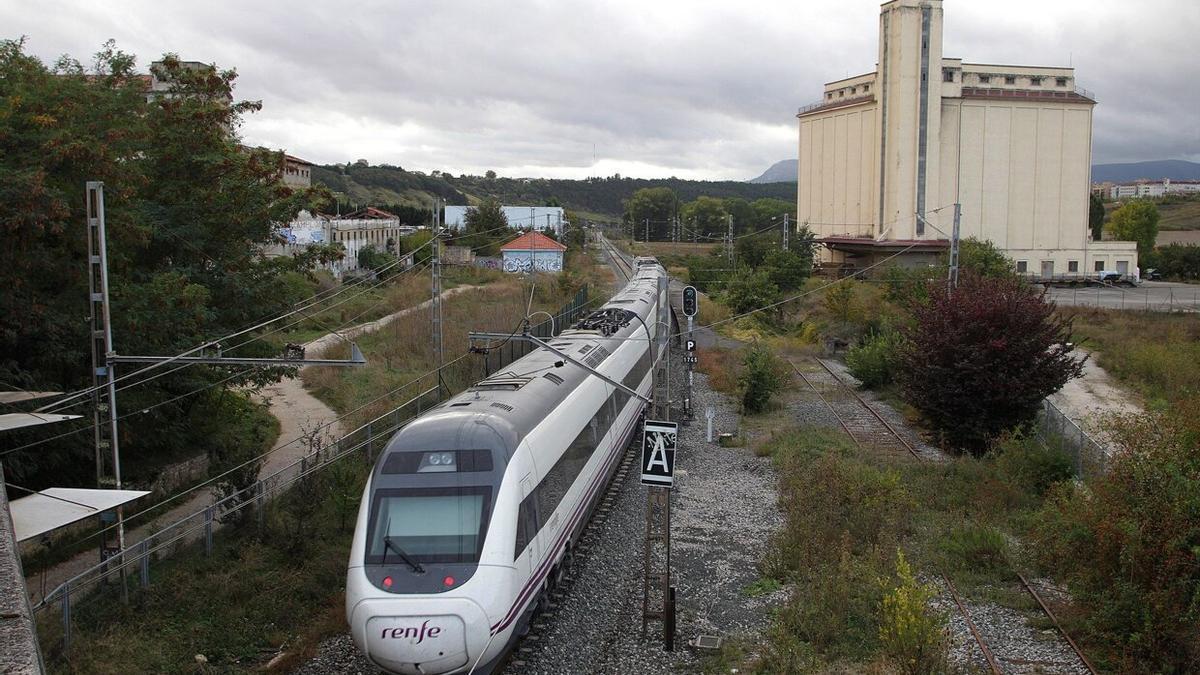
789,356,1097,674
943,574,1004,675
787,357,922,460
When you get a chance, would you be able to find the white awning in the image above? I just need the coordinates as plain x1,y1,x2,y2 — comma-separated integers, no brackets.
0,412,81,432
9,488,150,542
0,391,61,404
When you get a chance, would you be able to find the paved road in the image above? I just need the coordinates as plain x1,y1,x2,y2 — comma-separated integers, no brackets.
1046,280,1200,311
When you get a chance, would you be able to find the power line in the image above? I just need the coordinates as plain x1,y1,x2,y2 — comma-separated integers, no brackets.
5,263,436,454
31,351,475,552
37,240,436,414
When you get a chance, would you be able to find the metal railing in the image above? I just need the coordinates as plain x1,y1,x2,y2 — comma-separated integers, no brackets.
1033,398,1108,480
35,285,592,653
1047,285,1200,312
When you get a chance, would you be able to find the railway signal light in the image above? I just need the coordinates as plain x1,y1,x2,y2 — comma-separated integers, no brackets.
682,286,698,317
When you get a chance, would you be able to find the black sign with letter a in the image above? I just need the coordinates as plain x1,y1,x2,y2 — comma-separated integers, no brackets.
641,420,677,488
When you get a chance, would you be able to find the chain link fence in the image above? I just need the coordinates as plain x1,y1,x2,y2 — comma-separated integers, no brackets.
34,285,592,653
1033,398,1109,480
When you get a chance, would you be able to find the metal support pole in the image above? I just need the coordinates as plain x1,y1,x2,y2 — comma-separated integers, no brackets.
948,202,962,289
726,215,733,264
61,582,71,653
783,213,789,252
203,507,213,556
86,182,127,583
432,202,444,392
685,315,694,419
139,540,150,588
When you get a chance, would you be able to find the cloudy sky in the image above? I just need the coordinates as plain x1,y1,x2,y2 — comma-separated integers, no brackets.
4,0,1197,180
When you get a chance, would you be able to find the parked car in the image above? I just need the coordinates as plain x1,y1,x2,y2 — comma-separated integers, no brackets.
1097,270,1123,283
1143,268,1164,281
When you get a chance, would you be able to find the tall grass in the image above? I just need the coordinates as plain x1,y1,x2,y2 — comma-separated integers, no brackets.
1069,307,1200,408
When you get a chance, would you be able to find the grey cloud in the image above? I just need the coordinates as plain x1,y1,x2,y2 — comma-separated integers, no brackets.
2,0,1196,177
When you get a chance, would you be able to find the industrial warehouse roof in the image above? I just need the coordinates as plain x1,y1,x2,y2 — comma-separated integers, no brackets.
500,231,567,252
9,488,150,541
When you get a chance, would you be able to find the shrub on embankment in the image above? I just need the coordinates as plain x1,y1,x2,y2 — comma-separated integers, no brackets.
1031,402,1200,672
897,273,1085,454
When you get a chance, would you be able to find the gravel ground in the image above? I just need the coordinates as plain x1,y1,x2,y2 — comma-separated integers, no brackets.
933,579,1091,675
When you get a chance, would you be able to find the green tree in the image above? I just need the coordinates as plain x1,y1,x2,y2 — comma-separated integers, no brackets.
735,232,776,267
764,247,814,292
1089,192,1105,241
750,198,795,229
1106,200,1160,257
0,41,326,485
723,197,754,234
623,187,677,240
957,237,1015,278
460,199,509,256
681,196,728,239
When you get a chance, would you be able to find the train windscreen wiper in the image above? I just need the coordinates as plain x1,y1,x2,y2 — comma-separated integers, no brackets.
383,535,425,574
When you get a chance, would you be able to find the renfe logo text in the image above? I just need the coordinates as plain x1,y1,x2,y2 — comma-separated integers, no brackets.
381,620,442,644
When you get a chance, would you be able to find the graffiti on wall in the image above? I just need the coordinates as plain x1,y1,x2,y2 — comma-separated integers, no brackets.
502,257,563,273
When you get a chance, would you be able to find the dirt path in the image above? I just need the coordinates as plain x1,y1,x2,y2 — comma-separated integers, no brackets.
1048,351,1142,443
26,286,477,605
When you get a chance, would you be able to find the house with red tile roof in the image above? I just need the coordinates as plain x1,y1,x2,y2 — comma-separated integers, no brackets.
499,231,567,273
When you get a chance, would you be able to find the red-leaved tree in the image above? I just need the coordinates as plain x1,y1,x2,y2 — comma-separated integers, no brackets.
897,273,1085,454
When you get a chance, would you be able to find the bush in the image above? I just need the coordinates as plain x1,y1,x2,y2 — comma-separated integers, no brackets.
878,549,948,675
823,279,858,322
1030,403,1200,672
936,523,1008,576
724,269,779,316
993,434,1074,497
739,343,786,414
897,273,1085,454
847,330,903,388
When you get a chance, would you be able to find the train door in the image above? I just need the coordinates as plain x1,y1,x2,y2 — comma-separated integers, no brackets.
517,474,540,571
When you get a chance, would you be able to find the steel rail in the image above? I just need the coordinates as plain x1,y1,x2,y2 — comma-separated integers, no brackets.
1016,572,1099,675
943,573,1004,675
786,359,860,446
813,357,924,461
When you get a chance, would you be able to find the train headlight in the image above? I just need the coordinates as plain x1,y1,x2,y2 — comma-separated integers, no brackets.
418,451,457,472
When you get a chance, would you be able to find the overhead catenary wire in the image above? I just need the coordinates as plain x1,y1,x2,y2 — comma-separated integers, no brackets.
38,246,437,415
37,351,475,553
36,234,440,414
4,262,436,456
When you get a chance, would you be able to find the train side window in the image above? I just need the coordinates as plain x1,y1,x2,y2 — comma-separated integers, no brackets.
514,493,538,559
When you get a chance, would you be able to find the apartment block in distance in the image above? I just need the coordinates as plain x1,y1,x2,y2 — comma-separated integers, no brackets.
797,0,1139,279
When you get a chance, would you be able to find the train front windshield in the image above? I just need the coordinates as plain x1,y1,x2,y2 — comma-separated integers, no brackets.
365,486,492,564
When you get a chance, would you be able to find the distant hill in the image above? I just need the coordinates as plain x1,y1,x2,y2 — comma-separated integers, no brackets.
1092,160,1200,183
750,159,798,184
312,163,797,219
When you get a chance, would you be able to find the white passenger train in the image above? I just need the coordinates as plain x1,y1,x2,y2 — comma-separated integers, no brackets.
346,258,669,674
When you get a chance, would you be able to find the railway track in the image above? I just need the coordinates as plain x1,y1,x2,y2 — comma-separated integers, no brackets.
787,357,923,460
789,356,1097,675
596,233,634,282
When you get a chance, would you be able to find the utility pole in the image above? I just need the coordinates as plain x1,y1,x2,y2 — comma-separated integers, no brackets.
948,202,962,289
783,213,790,252
725,214,734,265
86,182,127,597
432,198,444,391
645,218,649,243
